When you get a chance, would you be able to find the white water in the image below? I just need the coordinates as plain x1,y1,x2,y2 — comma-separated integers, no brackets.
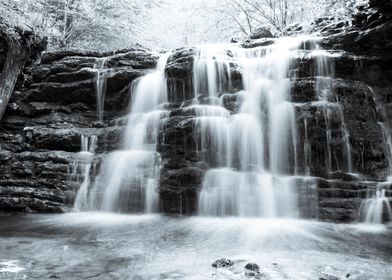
303,118,311,176
379,122,392,176
198,169,300,217
94,58,109,122
71,39,390,224
73,135,98,211
358,89,392,224
73,163,92,211
77,54,170,213
359,188,392,224
3,29,392,280
312,46,353,174
193,45,232,99
196,38,314,217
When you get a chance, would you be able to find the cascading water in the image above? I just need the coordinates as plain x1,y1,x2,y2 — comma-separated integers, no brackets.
94,58,109,122
312,46,353,174
73,135,98,211
75,54,169,213
193,46,232,99
193,38,358,218
358,187,392,224
303,118,311,176
379,122,392,178
355,87,392,224
71,39,389,222
194,39,312,218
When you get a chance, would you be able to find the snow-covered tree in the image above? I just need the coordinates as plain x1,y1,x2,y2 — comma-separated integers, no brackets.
2,0,368,50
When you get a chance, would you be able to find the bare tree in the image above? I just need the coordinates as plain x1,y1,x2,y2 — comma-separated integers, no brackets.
232,0,290,33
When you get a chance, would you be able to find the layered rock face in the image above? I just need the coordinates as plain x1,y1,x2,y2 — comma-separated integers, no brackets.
158,6,392,221
0,47,158,212
0,4,391,222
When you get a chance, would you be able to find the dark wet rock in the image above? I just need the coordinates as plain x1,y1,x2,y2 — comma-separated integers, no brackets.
166,47,242,104
249,27,274,39
283,23,304,36
370,0,392,14
245,271,264,279
166,49,194,79
0,196,64,213
159,165,204,214
294,78,389,180
244,263,265,279
320,22,392,56
41,48,157,69
0,43,157,213
328,172,362,182
244,263,260,271
313,176,378,222
0,149,100,212
156,11,392,219
212,258,234,268
0,37,7,72
240,38,275,49
221,92,244,113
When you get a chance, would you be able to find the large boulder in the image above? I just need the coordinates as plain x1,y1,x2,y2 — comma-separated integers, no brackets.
249,27,274,39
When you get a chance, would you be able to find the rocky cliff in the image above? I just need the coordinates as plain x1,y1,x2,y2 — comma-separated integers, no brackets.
158,3,392,221
0,47,158,212
0,2,391,222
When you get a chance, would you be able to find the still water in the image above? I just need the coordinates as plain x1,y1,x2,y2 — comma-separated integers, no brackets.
0,213,391,280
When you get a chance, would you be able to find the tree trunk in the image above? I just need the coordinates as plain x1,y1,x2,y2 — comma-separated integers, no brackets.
0,36,29,121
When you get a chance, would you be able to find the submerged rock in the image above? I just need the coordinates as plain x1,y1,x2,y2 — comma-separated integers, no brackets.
212,258,234,268
245,263,260,271
319,266,352,280
244,263,264,279
244,263,260,271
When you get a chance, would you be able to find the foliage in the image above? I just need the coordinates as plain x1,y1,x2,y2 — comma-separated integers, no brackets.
1,0,368,50
208,0,368,35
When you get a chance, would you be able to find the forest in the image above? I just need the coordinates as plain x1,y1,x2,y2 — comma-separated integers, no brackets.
2,0,364,49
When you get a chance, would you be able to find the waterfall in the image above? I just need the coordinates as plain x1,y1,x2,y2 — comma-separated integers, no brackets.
73,163,92,211
356,86,392,224
358,187,392,224
303,118,311,176
73,135,98,211
193,45,232,99
379,122,392,178
69,38,390,220
75,54,170,213
94,58,109,122
368,86,392,178
313,46,353,174
195,38,308,218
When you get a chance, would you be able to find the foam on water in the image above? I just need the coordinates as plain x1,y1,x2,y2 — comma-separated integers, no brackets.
0,260,25,274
